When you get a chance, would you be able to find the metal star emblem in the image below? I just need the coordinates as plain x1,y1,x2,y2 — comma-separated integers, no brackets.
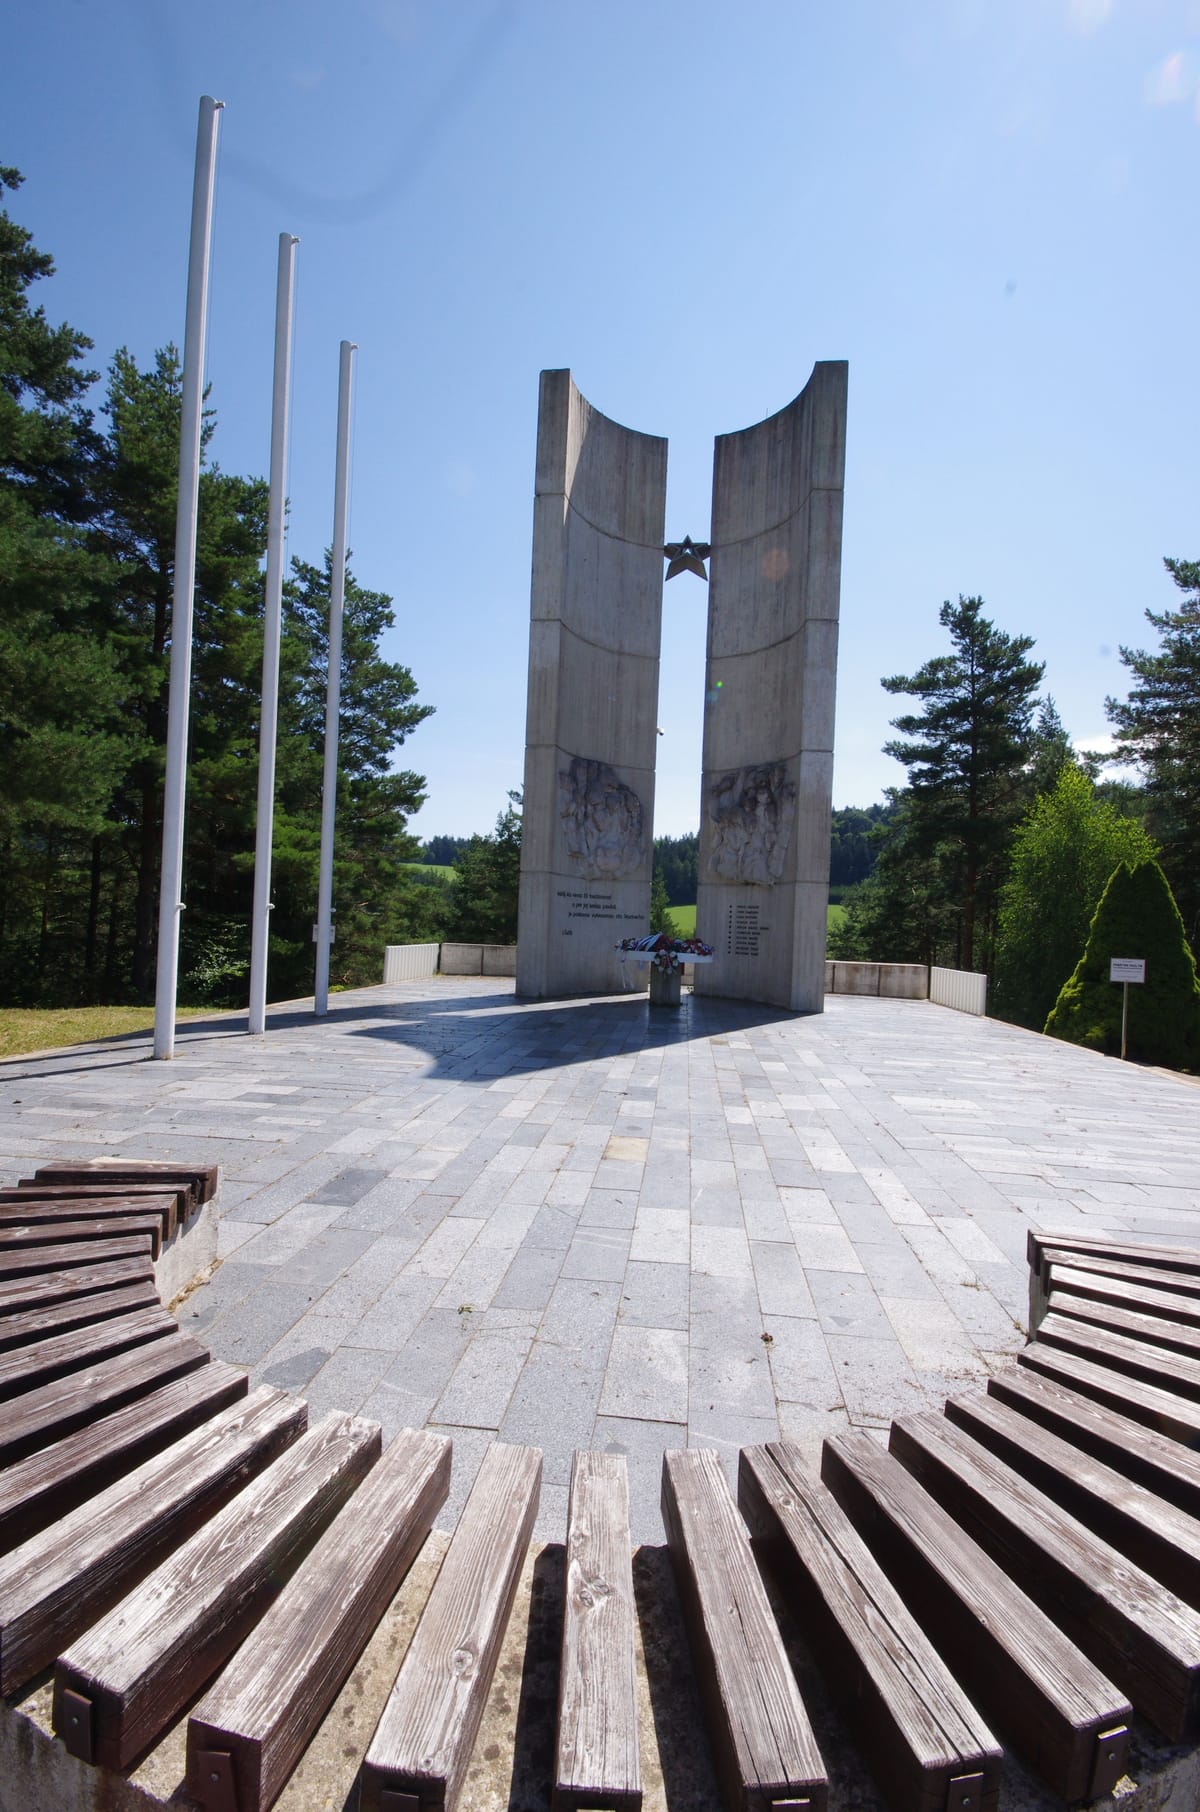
663,535,711,581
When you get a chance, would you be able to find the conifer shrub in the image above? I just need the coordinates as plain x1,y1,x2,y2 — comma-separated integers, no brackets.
1044,860,1200,1069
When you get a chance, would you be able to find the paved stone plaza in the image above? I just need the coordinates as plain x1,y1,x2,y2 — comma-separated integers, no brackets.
2,978,1198,1543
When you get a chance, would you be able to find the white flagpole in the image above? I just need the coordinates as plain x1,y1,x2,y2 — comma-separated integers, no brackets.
248,232,299,1036
154,94,224,1061
314,339,356,1017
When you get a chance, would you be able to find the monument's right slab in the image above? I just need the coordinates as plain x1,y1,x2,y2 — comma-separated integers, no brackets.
694,362,848,1012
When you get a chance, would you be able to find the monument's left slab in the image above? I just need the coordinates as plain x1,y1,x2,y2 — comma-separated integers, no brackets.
517,371,668,998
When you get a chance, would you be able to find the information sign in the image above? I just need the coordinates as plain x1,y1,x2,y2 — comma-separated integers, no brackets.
1110,958,1145,984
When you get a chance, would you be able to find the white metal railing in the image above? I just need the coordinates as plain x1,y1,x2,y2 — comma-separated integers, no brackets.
382,943,440,983
929,965,988,1016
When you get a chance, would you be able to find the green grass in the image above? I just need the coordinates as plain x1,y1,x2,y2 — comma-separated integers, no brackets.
404,862,454,880
0,1005,212,1062
668,901,845,938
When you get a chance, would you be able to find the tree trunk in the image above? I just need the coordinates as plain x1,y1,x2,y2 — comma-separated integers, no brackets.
963,854,977,972
85,837,103,991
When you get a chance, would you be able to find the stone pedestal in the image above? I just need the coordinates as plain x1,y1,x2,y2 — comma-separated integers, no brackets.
516,372,668,999
694,364,848,1013
648,963,682,1008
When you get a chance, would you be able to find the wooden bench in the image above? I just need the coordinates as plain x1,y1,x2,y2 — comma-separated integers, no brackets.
0,1357,248,1549
987,1362,1200,1519
186,1427,450,1812
1044,1259,1200,1330
554,1450,641,1812
889,1407,1200,1741
0,1330,212,1468
0,1234,155,1283
0,1384,304,1695
359,1440,541,1812
0,1213,166,1257
0,1273,161,1355
1027,1231,1200,1329
1032,1309,1200,1401
663,1446,828,1812
0,1251,155,1319
54,1410,380,1769
1047,1284,1200,1361
0,1185,184,1239
944,1385,1200,1607
31,1158,219,1204
820,1428,1130,1804
1018,1335,1200,1444
740,1440,1001,1812
0,1302,179,1401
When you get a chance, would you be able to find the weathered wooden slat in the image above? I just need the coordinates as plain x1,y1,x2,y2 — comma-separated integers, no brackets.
945,1387,1200,1607
0,1302,177,1402
55,1410,381,1770
33,1158,218,1204
821,1429,1131,1804
0,1252,153,1321
742,1441,999,1812
662,1446,827,1812
0,1185,181,1236
0,1359,249,1551
1028,1231,1200,1330
0,1213,163,1258
0,1330,209,1467
1046,1260,1200,1331
890,1408,1200,1741
1039,1248,1200,1304
988,1364,1200,1519
186,1427,450,1812
0,1385,304,1694
554,1450,641,1812
1033,1311,1200,1402
1018,1338,1200,1445
0,1233,153,1283
1048,1286,1200,1361
360,1441,542,1812
0,1276,161,1357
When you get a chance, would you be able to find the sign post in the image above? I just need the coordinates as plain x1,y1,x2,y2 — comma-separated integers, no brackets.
1109,957,1146,1060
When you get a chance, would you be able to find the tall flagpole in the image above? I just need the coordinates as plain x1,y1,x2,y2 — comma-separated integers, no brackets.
248,232,300,1036
154,94,225,1061
314,339,356,1017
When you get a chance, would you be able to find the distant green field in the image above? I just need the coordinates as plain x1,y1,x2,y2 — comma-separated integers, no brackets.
405,862,454,880
670,901,845,937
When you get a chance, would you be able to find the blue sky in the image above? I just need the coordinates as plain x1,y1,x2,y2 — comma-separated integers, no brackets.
4,0,1198,838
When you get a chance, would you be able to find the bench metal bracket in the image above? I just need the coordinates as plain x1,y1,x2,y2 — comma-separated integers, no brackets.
946,1773,985,1812
1089,1725,1131,1799
58,1688,94,1763
193,1747,239,1812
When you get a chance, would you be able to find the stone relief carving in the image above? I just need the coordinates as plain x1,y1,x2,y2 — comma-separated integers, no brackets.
706,762,796,885
558,756,646,879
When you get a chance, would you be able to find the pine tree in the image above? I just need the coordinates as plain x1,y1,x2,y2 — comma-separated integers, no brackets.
1106,559,1200,946
0,167,126,1002
880,596,1044,970
1045,860,1200,1069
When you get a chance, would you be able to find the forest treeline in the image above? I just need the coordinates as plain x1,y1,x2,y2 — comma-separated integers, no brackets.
1,166,443,1008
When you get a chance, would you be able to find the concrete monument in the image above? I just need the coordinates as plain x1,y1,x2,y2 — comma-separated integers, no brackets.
694,362,848,1012
516,371,667,998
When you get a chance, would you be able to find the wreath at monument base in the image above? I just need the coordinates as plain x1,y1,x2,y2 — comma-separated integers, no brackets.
617,932,715,973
